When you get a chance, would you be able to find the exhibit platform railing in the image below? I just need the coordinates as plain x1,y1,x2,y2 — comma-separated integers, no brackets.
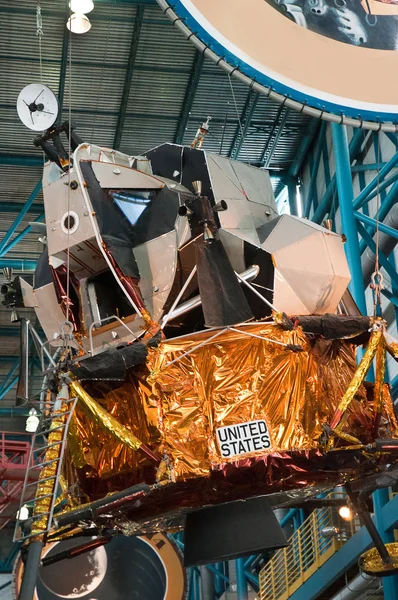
259,493,361,600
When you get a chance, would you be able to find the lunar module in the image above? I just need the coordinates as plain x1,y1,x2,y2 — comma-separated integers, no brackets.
7,85,398,599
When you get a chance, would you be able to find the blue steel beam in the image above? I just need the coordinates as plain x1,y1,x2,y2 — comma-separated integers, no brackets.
0,328,23,337
0,203,42,215
263,108,290,169
288,118,319,178
351,162,387,172
236,558,249,600
331,124,367,314
356,170,398,209
0,214,45,258
355,211,398,241
359,180,398,255
356,222,398,288
229,89,260,160
353,151,398,210
114,6,145,150
0,181,42,255
0,259,37,271
289,494,398,600
312,128,366,224
0,376,18,400
174,50,205,145
373,489,398,598
0,361,19,396
0,155,43,167
303,121,327,218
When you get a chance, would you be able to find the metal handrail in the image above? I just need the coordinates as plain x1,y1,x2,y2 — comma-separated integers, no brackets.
259,493,362,600
88,314,139,356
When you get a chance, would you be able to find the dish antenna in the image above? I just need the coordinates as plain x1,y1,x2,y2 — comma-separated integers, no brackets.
17,83,58,131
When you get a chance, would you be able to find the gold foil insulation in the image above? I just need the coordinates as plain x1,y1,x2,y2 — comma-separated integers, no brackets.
68,375,160,482
70,378,160,465
330,330,382,429
65,323,398,486
360,543,398,576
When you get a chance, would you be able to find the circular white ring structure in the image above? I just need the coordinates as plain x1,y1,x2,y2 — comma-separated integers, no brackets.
61,211,79,235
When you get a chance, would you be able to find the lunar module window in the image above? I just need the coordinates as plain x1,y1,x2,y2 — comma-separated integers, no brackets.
111,190,152,226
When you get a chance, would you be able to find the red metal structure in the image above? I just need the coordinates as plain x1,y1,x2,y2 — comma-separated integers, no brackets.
0,432,38,530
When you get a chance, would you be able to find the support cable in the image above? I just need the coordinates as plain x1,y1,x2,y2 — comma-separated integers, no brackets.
371,132,383,318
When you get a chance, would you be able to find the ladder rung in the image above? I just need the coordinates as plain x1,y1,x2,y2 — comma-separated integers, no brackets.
34,440,63,452
39,458,60,468
30,510,52,519
32,493,55,503
39,424,66,435
17,529,50,541
25,475,57,488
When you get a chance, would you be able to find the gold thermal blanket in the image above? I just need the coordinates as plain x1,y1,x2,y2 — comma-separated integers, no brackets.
68,323,398,484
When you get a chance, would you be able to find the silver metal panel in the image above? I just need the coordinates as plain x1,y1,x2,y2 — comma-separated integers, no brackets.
218,229,246,273
261,215,333,254
134,230,178,321
31,283,73,348
56,240,108,280
91,161,164,190
229,159,277,207
19,278,35,308
44,175,98,259
80,316,145,356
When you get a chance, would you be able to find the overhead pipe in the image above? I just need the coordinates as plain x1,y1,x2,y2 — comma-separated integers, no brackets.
200,566,216,600
361,203,398,285
329,573,378,600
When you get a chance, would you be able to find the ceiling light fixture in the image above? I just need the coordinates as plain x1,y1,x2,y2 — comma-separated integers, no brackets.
69,0,94,14
67,12,92,34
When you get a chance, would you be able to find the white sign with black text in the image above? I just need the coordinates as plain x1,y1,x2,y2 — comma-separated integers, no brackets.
216,419,272,459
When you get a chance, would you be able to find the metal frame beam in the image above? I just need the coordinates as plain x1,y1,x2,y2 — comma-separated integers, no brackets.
331,124,367,313
229,89,259,160
288,118,319,178
0,181,42,255
312,128,367,224
0,203,42,215
0,214,44,258
303,121,327,217
113,5,145,150
263,108,290,169
0,155,43,167
0,259,37,271
174,50,205,145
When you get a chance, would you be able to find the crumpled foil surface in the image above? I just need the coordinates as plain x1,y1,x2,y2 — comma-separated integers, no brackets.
67,323,398,496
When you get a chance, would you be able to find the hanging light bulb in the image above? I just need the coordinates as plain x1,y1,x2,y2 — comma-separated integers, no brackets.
25,408,40,433
338,505,353,520
69,0,94,14
67,13,92,34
